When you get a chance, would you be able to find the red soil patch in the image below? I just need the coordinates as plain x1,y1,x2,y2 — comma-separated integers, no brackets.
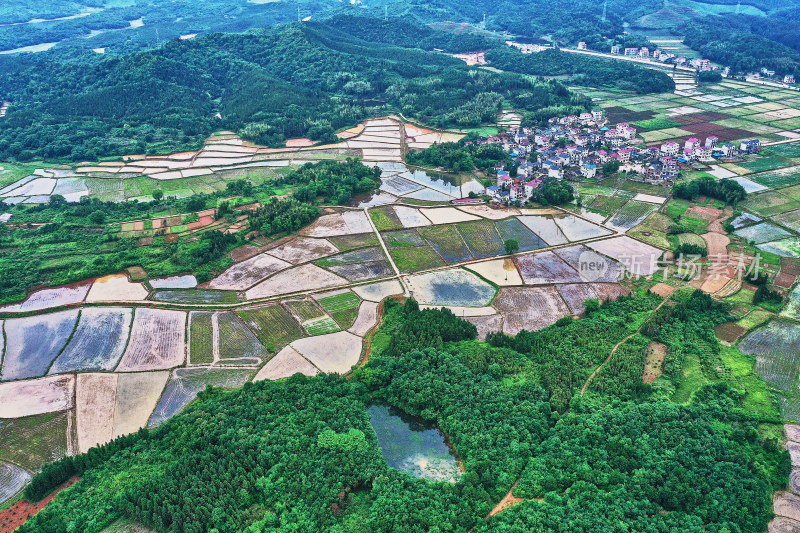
229,244,268,263
707,219,725,234
151,218,165,229
285,138,314,148
702,232,730,257
781,257,800,276
701,275,733,294
164,234,178,243
187,215,214,230
488,481,523,517
776,272,799,289
132,221,144,231
166,216,182,227
0,477,79,533
649,283,676,298
777,257,800,288
672,112,730,125
686,205,722,220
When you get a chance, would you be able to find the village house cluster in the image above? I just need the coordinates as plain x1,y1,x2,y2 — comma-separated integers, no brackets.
476,110,761,204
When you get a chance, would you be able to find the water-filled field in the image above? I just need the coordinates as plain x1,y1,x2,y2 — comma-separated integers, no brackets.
739,320,800,392
407,269,495,307
1,310,80,380
50,308,133,373
148,368,254,427
368,404,461,483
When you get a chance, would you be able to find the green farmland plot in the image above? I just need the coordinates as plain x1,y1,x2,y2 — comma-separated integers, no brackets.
328,233,379,252
369,207,403,231
633,118,683,131
456,220,505,258
189,311,215,365
303,316,341,336
738,157,794,174
419,224,473,263
749,167,800,189
318,291,361,329
588,195,628,217
285,299,326,323
382,229,426,248
237,305,305,352
389,245,445,272
763,143,800,159
743,191,800,218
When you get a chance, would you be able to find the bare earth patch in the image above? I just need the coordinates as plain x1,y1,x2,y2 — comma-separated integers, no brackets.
494,286,571,335
457,205,519,220
465,258,523,286
557,283,599,315
253,346,320,381
76,373,118,453
352,280,403,302
112,371,170,439
649,283,676,298
714,322,747,344
686,205,723,220
246,264,347,299
642,342,667,384
0,375,75,418
266,237,339,265
348,301,379,337
420,207,481,225
465,314,504,340
290,331,363,374
117,309,187,371
87,274,148,302
209,253,291,290
702,232,730,258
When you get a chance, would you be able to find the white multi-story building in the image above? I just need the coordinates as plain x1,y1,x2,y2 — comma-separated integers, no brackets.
661,141,679,156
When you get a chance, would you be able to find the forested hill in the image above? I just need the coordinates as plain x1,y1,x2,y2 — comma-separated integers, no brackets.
0,13,680,163
0,18,586,162
18,293,788,532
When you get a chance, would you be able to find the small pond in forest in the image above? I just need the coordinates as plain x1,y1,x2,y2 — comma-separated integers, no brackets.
368,403,462,483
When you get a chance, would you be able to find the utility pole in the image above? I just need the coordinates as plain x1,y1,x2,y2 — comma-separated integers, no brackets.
601,1,607,23
385,6,388,21
297,6,301,22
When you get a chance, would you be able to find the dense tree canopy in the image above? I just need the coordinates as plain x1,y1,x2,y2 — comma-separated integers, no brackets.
19,293,787,532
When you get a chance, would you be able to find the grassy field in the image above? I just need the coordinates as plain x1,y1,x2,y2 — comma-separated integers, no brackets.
304,317,341,336
0,412,69,472
369,207,403,231
237,305,305,352
189,312,214,364
0,162,37,190
680,216,710,234
318,292,361,329
588,195,628,217
456,220,505,258
672,352,710,404
328,233,379,251
389,246,445,272
632,118,683,131
419,224,473,263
